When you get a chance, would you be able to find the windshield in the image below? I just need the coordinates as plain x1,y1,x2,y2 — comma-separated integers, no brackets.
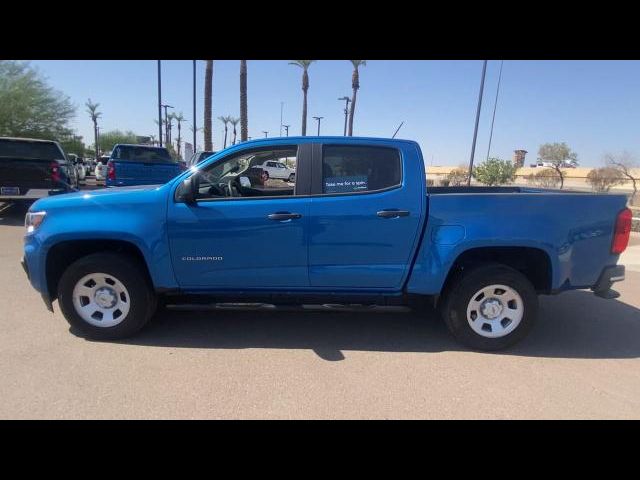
112,145,174,163
0,140,63,160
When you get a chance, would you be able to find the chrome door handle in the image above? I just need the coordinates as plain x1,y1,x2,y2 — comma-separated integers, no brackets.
268,212,302,221
377,210,410,218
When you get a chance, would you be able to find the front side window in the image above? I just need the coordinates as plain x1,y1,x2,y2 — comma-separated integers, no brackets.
190,147,297,200
322,145,401,194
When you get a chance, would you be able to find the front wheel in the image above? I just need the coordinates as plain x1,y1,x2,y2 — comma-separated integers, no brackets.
58,252,156,340
440,264,538,351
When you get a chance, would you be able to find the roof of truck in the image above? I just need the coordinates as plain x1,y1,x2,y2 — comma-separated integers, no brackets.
0,137,58,143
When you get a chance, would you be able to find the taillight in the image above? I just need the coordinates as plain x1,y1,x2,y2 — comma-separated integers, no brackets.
107,161,116,180
50,161,61,182
612,208,632,254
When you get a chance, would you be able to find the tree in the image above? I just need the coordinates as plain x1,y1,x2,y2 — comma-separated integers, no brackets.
289,60,315,136
525,168,561,188
97,130,137,153
173,112,186,159
473,158,517,186
219,116,231,148
587,167,625,193
347,60,366,136
240,60,248,142
537,142,579,189
166,112,176,146
204,60,214,151
229,117,240,145
446,167,470,186
85,98,102,158
0,61,76,141
605,152,638,204
60,135,85,157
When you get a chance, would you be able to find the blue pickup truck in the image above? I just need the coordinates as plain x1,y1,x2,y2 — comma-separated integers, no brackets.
22,137,632,350
105,144,184,187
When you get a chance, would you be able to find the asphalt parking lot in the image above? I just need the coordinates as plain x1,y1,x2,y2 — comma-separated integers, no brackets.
1,200,640,419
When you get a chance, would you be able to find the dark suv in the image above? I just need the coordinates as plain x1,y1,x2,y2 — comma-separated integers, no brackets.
0,137,77,201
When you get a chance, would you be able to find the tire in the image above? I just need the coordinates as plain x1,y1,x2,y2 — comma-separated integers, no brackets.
58,252,157,340
440,263,538,351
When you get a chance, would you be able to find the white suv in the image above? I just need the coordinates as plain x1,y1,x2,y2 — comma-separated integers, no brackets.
258,161,295,182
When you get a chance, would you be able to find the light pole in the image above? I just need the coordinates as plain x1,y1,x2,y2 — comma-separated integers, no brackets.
193,60,197,152
338,97,351,136
279,102,284,137
486,60,504,162
283,125,290,137
262,131,268,138
313,116,323,136
157,60,163,147
467,60,488,186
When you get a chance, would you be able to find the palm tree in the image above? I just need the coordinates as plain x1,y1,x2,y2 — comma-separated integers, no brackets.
173,112,186,158
85,99,101,157
289,60,315,136
219,116,231,148
204,60,214,151
167,112,176,146
240,60,248,142
347,60,366,136
229,117,240,145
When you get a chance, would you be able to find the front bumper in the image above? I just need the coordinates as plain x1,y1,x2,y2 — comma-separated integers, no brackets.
22,255,53,312
591,265,625,299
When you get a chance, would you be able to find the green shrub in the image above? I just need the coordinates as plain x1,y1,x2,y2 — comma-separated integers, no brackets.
472,158,517,186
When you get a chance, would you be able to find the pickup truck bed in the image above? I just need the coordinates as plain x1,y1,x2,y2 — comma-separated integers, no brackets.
22,137,631,350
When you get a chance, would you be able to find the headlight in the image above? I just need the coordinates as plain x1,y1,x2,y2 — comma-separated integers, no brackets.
25,211,46,234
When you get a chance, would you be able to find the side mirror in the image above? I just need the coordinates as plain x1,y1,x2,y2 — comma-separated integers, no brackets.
178,176,197,205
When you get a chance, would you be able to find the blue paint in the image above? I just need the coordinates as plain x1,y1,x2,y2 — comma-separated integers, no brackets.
22,137,627,305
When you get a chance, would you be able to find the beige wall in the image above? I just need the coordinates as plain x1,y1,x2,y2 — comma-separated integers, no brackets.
426,166,640,194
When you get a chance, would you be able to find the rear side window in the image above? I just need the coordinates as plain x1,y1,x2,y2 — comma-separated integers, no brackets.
322,145,401,193
112,145,174,163
0,140,63,160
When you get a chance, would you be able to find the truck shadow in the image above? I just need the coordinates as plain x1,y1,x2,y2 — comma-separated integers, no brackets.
117,290,640,361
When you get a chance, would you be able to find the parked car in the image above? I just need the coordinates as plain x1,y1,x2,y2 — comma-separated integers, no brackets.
94,155,110,182
85,157,96,173
67,154,86,182
187,151,216,168
0,137,77,202
256,159,295,182
106,144,185,187
22,137,630,351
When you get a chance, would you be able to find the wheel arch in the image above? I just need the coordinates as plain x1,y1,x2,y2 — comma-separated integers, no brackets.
440,245,554,301
44,239,153,302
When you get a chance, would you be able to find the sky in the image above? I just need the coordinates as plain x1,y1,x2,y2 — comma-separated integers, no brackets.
28,60,640,167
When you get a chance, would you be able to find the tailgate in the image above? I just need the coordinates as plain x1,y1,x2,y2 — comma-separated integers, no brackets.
0,157,53,192
113,161,181,186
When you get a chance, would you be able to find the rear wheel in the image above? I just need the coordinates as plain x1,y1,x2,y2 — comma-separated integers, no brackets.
440,263,538,351
288,173,295,182
58,252,156,340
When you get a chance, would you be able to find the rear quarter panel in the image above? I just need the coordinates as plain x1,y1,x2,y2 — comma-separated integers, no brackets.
407,191,628,295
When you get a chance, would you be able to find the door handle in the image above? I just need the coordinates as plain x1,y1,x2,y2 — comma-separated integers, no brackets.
268,212,302,221
377,210,410,219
